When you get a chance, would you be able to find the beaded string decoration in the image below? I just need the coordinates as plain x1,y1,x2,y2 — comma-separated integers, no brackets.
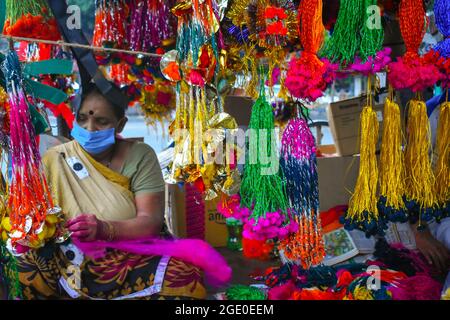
127,0,177,52
92,0,127,50
246,0,298,97
2,0,60,41
377,89,408,223
433,92,449,220
169,0,240,200
278,108,325,269
321,0,385,69
239,74,295,241
342,76,387,237
425,0,450,89
285,0,337,102
2,50,61,255
388,0,441,92
388,0,441,226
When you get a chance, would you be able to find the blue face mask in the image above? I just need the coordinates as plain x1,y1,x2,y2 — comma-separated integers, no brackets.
71,122,116,155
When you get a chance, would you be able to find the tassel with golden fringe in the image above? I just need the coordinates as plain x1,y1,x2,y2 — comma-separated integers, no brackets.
404,97,438,227
342,77,387,237
378,92,408,223
434,99,449,221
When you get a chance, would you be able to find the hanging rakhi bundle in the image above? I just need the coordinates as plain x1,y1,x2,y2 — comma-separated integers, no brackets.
246,0,298,95
0,87,9,150
278,113,325,269
92,0,127,49
434,94,449,220
377,90,408,223
3,0,60,41
342,77,387,237
321,0,387,70
1,50,63,255
168,0,240,200
388,0,441,92
239,81,296,241
388,0,441,225
128,0,177,51
285,0,337,102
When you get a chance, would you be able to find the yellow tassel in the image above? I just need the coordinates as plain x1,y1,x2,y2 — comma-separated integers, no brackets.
344,104,383,236
378,95,408,222
404,99,437,225
434,101,450,219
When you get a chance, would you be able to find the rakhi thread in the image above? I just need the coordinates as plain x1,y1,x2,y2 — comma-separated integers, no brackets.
92,0,127,50
433,99,449,220
404,98,438,226
278,116,325,269
378,92,408,223
342,77,386,237
2,50,61,254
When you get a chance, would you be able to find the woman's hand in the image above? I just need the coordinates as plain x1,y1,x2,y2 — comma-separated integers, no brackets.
414,227,450,274
66,214,102,242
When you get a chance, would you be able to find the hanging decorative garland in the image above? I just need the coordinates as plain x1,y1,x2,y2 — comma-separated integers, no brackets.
342,77,387,237
3,0,60,41
1,50,64,255
92,0,127,50
127,0,177,51
377,90,408,223
278,113,325,269
388,0,441,226
285,0,337,102
321,0,386,70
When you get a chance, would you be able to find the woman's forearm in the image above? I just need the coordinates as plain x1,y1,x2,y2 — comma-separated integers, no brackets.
101,214,163,241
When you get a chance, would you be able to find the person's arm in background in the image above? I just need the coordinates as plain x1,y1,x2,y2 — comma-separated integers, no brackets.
412,221,450,273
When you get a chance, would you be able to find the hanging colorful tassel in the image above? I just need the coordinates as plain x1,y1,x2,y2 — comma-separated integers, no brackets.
278,115,325,269
433,99,449,221
378,91,408,223
388,0,442,92
127,0,176,52
1,50,63,255
239,77,291,238
285,0,337,102
424,0,450,90
92,0,127,49
3,0,60,41
404,98,439,226
342,77,387,237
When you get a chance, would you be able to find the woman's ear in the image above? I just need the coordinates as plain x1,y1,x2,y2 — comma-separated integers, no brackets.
117,117,128,133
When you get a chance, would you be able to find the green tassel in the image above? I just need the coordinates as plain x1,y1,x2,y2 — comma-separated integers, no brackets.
226,285,267,300
360,0,384,61
321,0,364,65
240,81,288,219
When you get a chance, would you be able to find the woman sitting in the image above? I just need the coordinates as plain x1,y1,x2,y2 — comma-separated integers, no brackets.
16,83,210,300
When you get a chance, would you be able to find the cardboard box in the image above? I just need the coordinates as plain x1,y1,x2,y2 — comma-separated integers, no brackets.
165,183,228,247
317,155,360,212
327,95,385,156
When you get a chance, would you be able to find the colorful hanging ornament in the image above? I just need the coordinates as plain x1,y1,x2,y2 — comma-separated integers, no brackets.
342,77,387,237
321,0,385,68
377,91,408,223
278,113,325,269
433,97,449,220
239,76,293,240
1,50,65,255
3,0,60,41
388,0,442,92
285,0,337,102
246,0,298,95
424,0,450,89
403,97,439,226
127,0,177,52
139,78,176,128
92,0,127,50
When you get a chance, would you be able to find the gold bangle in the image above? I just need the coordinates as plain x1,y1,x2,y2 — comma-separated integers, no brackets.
103,221,115,242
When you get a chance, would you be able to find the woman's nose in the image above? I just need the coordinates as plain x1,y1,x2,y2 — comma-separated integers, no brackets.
85,119,97,132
